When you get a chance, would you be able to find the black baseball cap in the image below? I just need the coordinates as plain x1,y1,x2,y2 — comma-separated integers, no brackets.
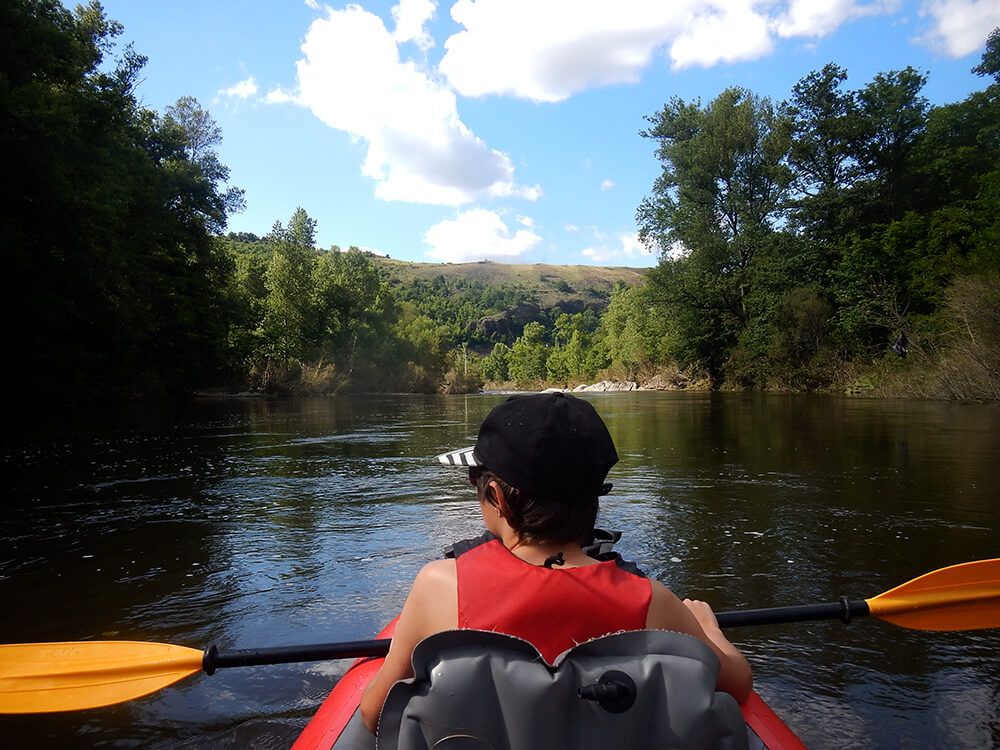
435,393,618,502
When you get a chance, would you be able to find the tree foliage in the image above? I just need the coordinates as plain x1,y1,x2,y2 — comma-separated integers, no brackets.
636,37,1000,394
637,87,792,382
3,0,242,396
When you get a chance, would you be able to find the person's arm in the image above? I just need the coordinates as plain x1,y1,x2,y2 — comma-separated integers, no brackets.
359,559,457,732
646,580,753,703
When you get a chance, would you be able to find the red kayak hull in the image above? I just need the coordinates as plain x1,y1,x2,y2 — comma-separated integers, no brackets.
292,619,806,750
291,620,399,750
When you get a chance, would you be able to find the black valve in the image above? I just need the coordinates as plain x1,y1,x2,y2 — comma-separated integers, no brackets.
577,670,637,713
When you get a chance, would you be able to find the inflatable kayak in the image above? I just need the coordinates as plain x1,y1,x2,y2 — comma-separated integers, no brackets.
291,619,806,750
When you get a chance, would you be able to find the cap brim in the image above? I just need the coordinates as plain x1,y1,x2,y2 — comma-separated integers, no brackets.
435,446,480,467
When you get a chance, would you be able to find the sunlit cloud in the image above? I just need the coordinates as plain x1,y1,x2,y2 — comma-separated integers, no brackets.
670,3,774,69
424,208,542,262
392,0,437,50
437,0,902,102
264,87,296,104
775,0,899,39
518,184,543,201
218,76,258,100
916,0,1000,57
273,4,531,206
580,231,654,265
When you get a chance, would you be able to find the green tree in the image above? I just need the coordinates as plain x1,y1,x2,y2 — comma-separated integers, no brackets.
637,88,792,381
3,1,242,396
852,67,929,221
545,310,602,381
286,206,318,248
326,249,396,372
596,284,672,380
972,28,1000,81
481,342,512,381
508,322,549,382
392,307,450,390
784,63,861,253
258,214,316,362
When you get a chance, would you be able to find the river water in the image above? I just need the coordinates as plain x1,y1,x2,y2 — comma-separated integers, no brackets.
2,393,998,749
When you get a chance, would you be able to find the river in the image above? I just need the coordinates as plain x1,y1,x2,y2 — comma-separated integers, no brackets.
2,393,998,749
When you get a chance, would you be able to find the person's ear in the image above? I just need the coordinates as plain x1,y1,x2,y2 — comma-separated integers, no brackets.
483,480,498,507
490,482,510,519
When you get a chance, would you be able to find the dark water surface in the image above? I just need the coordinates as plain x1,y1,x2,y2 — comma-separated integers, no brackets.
2,393,998,749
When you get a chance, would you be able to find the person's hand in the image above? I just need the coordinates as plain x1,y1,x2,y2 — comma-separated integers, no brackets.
683,598,721,632
682,597,753,702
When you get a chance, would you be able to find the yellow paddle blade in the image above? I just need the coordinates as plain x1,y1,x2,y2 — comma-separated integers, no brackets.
0,641,203,713
866,558,1000,631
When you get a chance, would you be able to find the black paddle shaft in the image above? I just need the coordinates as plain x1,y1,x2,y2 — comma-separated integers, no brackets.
716,598,870,628
200,598,871,673
202,639,391,674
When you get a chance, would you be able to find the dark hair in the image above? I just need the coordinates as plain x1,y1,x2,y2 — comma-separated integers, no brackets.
472,468,598,546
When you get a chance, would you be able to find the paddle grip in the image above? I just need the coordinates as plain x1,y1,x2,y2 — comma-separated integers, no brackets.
716,599,870,628
202,639,392,674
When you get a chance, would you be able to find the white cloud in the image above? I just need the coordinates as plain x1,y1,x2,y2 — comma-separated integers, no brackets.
580,231,654,264
917,0,1000,57
264,87,296,104
564,223,580,233
776,0,898,39
278,4,529,206
517,184,544,201
392,0,437,50
437,0,910,101
219,76,258,100
517,215,535,227
600,178,615,190
664,240,690,260
669,3,774,69
619,232,646,255
440,1,686,101
424,208,542,262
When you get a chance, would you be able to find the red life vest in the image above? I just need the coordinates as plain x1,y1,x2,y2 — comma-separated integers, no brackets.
456,539,652,663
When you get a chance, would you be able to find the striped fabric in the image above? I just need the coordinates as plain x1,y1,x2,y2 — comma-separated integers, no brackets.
436,446,479,466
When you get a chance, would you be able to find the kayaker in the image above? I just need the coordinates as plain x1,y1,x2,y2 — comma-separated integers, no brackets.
359,392,752,733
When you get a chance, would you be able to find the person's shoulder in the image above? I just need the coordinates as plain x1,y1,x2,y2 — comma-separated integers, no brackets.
413,558,457,590
646,579,688,628
648,578,678,604
405,559,458,633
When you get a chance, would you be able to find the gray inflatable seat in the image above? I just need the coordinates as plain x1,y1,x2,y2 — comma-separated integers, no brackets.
377,629,749,750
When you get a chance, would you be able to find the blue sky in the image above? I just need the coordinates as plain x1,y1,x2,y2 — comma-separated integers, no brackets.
96,0,998,267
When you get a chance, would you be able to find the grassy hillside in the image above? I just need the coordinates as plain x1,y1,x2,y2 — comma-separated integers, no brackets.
374,257,648,308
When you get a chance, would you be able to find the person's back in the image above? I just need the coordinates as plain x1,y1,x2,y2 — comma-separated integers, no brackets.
455,535,650,663
359,393,752,733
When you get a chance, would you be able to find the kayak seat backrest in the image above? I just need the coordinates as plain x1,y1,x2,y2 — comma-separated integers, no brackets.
377,629,749,750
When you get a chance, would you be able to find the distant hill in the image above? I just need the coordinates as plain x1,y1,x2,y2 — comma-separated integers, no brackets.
374,257,648,310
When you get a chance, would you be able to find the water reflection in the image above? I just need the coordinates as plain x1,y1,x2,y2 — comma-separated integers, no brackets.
2,393,998,749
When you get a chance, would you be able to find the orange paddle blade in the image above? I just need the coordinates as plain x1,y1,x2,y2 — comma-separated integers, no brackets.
0,641,203,713
866,559,1000,631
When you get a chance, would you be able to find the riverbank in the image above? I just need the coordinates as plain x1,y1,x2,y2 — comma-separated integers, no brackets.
195,357,1000,402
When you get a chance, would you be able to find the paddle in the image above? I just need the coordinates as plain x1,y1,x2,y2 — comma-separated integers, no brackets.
2,558,996,714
